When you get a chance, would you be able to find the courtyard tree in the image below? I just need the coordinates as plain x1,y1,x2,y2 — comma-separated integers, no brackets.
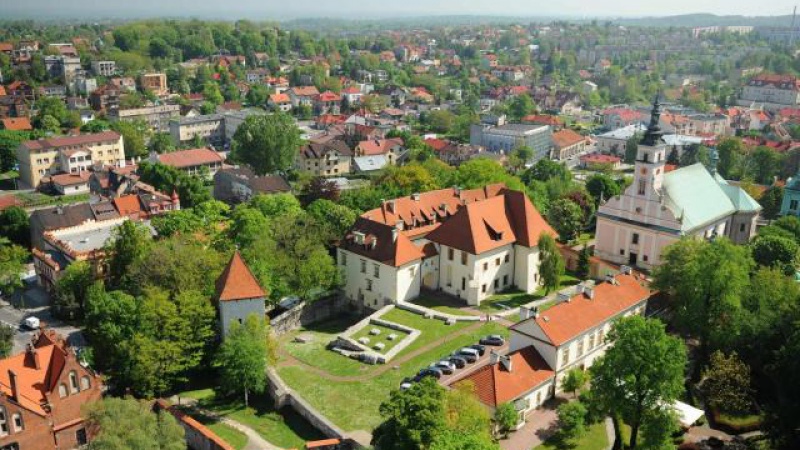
585,173,621,206
0,325,13,358
538,234,565,294
702,351,753,415
556,400,588,442
0,238,27,295
230,112,302,175
0,206,30,248
53,260,94,320
547,198,584,242
493,403,518,438
215,314,271,407
106,221,153,289
590,316,686,449
562,367,588,398
84,397,185,450
750,234,799,275
372,377,447,450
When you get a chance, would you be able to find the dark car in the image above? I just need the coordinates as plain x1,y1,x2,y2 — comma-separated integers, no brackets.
469,344,486,356
418,368,443,379
455,351,478,363
480,335,505,346
400,377,414,390
449,356,467,369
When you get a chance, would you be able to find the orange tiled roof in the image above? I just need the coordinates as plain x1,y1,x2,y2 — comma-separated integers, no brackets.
216,251,267,302
291,86,320,97
513,274,650,346
0,343,59,415
49,172,90,186
551,129,585,149
1,117,33,131
357,138,403,156
157,148,223,169
113,195,142,217
0,86,5,96
462,347,554,408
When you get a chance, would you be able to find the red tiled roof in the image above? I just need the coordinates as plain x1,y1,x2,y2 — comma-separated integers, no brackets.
157,148,223,169
602,108,644,122
461,347,554,408
0,43,12,52
551,129,585,149
291,86,320,97
512,274,650,346
0,195,20,211
521,115,562,126
22,131,121,152
357,138,403,156
1,117,33,131
317,91,341,102
342,86,361,95
216,251,267,302
0,86,5,96
424,138,449,152
270,93,290,104
580,154,621,164
0,345,57,415
49,172,90,186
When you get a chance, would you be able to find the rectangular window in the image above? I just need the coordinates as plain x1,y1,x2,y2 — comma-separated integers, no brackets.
561,348,570,366
505,254,510,263
739,223,745,233
448,248,454,261
619,249,625,255
483,262,488,271
493,279,499,289
360,260,366,274
638,180,646,195
598,327,605,345
496,258,501,266
373,264,380,278
577,339,584,357
340,253,347,266
792,200,799,210
482,284,487,293
632,233,639,245
366,279,373,291
588,333,595,349
503,275,509,286
461,252,468,265
461,277,466,291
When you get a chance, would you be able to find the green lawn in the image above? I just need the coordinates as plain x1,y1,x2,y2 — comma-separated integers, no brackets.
536,422,609,450
14,191,90,207
351,323,410,355
277,321,508,432
279,310,473,378
478,274,582,313
410,294,472,316
183,389,326,449
184,409,248,450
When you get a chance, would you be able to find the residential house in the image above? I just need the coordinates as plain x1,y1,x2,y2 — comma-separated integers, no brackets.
0,330,103,450
551,129,587,160
90,60,116,77
17,131,126,188
315,91,342,115
139,73,168,97
780,170,800,217
579,154,622,171
152,148,224,178
296,140,353,177
213,167,291,204
337,185,556,309
601,108,646,130
288,86,320,109
341,87,363,107
88,84,121,112
169,114,226,147
215,251,267,337
354,138,405,166
463,271,650,426
595,124,647,155
0,117,32,131
47,172,91,195
108,104,181,133
470,121,552,162
268,93,292,113
595,99,761,270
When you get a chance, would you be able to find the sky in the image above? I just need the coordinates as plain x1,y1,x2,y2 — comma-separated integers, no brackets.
4,0,800,20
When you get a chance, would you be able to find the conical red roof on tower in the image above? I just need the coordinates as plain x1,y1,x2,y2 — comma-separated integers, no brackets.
216,251,267,302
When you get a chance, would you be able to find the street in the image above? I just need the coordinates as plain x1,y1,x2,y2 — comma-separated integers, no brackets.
0,282,85,353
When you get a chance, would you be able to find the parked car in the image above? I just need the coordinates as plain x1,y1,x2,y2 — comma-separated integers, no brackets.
433,361,454,374
468,344,486,356
418,368,443,379
456,349,478,363
21,316,39,330
480,335,505,346
400,377,413,390
448,356,467,369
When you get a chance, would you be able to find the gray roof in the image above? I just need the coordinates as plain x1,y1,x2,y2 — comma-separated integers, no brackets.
662,163,761,232
353,155,389,172
31,203,95,231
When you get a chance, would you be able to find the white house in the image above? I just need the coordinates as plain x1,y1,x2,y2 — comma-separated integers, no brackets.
337,185,557,309
462,271,651,426
215,251,267,337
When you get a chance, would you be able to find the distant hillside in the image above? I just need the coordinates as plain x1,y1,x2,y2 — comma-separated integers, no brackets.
606,13,798,28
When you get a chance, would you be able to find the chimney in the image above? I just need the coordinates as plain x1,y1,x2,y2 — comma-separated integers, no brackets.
385,199,396,213
605,274,617,285
500,355,513,372
392,227,399,243
585,286,595,299
453,185,461,197
575,284,585,295
8,370,18,402
27,343,40,370
519,306,532,320
489,351,500,365
411,193,421,201
620,265,632,275
557,292,571,303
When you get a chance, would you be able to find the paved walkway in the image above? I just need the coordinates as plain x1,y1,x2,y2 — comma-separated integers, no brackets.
499,401,560,450
172,397,282,450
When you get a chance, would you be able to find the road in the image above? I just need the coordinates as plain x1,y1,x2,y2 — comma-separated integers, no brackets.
0,283,85,353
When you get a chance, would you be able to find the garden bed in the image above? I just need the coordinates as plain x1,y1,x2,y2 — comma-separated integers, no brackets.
710,408,763,434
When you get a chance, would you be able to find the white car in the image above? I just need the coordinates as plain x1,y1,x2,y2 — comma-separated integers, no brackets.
22,316,40,330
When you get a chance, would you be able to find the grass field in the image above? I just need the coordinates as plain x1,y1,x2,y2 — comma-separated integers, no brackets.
477,273,582,313
181,389,325,449
15,191,90,207
277,319,508,432
536,422,609,450
351,322,410,354
410,294,472,316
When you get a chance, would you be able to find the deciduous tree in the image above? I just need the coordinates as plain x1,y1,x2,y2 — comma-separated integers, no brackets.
547,199,584,242
84,397,185,450
214,314,270,407
702,351,753,415
230,113,302,175
538,234,564,293
557,401,588,441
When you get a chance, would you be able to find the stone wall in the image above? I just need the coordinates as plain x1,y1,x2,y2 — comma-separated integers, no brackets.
267,368,363,448
270,294,353,336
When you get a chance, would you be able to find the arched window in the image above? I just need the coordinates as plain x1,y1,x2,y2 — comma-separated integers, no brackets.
69,371,78,394
58,384,67,398
0,407,9,436
80,376,90,391
12,413,22,432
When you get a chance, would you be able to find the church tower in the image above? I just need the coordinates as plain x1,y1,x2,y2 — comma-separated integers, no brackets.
633,96,667,200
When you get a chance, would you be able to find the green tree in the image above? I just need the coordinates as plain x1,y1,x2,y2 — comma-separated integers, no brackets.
53,260,94,320
556,401,588,441
215,314,270,407
372,377,447,450
0,239,26,295
744,146,785,185
577,245,591,279
0,325,13,358
652,238,752,363
702,351,753,415
493,402,518,438
716,137,744,179
0,206,30,248
84,397,185,450
40,115,61,134
547,199,584,242
230,113,302,175
0,130,39,172
376,164,439,198
306,199,357,241
509,93,534,120
111,120,150,159
429,430,499,450
590,316,687,449
538,233,564,294
137,161,211,207
585,173,621,206
625,134,641,164
202,82,224,106
562,368,588,398
523,159,571,184
751,234,798,275
760,186,784,221
249,193,302,219
106,221,153,289
149,132,175,154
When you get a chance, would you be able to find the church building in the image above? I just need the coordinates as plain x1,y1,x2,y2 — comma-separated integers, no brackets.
595,97,761,270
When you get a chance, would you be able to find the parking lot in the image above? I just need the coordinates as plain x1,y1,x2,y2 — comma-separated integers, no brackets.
439,341,510,386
